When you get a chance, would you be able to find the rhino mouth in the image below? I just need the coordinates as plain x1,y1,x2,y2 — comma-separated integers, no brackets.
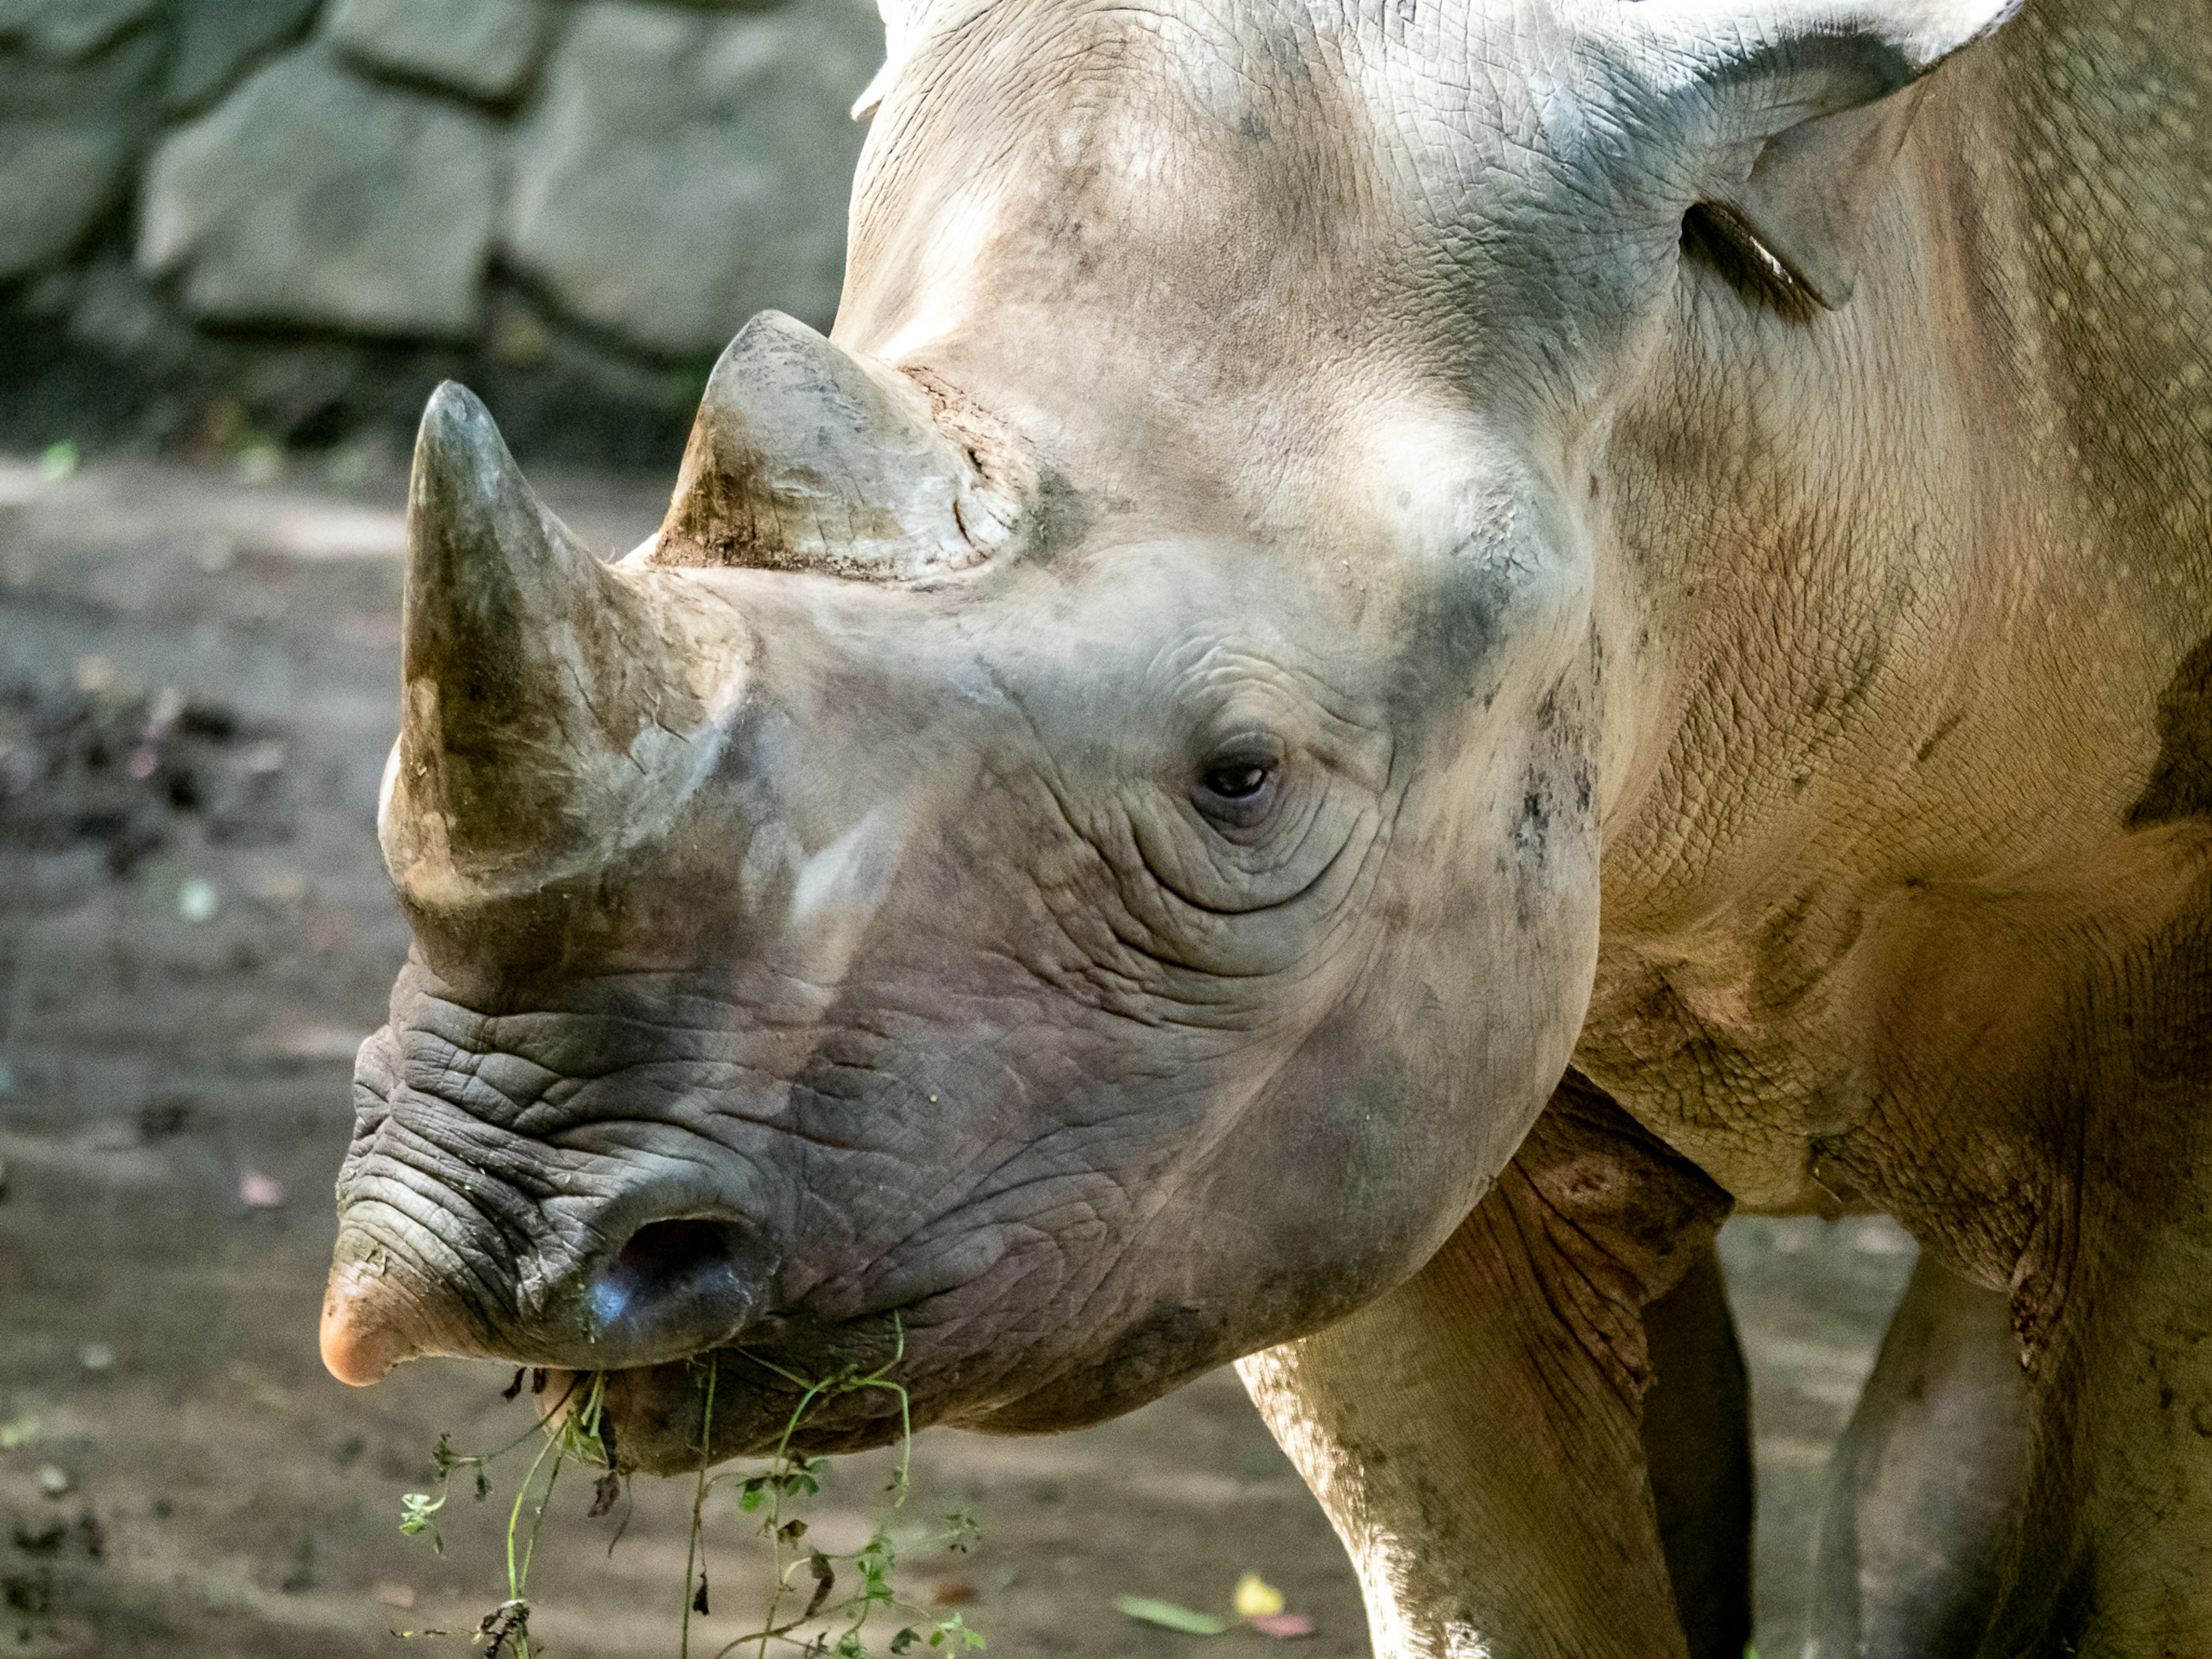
544,1295,962,1478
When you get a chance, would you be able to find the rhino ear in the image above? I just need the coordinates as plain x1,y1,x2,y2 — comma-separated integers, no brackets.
1624,0,2022,307
851,0,917,119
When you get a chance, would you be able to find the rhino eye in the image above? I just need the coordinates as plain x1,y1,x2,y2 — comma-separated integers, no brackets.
1194,747,1281,828
1205,763,1271,800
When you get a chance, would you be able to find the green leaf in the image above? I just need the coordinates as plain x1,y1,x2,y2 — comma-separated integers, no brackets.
1114,1597,1229,1636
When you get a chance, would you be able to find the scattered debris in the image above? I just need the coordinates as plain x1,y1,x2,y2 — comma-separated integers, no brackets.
10,1519,65,1555
37,444,77,487
2,1567,52,1615
134,1095,196,1141
178,877,218,922
475,1598,529,1658
240,1171,286,1209
78,1344,113,1372
586,1472,621,1520
1115,1595,1229,1636
281,1537,314,1593
36,1468,71,1499
0,679,297,878
1234,1573,1285,1618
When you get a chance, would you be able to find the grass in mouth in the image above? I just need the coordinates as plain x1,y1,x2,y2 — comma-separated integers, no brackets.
396,1319,983,1659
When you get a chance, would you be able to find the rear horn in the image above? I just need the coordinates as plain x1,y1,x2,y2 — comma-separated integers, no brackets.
653,312,1014,581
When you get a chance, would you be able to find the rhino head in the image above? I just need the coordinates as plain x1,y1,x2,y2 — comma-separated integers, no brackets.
323,0,2013,1469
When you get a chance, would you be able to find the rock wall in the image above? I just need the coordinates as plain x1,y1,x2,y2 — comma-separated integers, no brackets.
0,0,884,466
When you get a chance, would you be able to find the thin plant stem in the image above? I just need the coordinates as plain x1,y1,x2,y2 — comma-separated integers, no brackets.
503,1429,561,1659
681,1354,720,1659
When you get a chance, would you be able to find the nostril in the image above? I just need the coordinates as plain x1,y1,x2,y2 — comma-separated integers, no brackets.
584,1218,763,1366
598,1219,745,1307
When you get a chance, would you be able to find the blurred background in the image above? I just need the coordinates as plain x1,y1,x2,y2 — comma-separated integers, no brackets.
2,0,880,471
2,3,1923,1654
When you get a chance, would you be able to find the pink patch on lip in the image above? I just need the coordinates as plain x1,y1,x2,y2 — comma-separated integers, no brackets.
1248,1615,1315,1638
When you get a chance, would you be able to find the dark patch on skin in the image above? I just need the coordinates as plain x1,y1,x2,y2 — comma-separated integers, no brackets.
1237,112,1270,141
1916,707,1967,764
2126,631,2212,825
1393,558,1513,725
1017,466,1098,567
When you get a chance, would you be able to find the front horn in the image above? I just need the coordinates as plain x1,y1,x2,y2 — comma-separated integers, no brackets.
653,312,1014,581
382,382,713,909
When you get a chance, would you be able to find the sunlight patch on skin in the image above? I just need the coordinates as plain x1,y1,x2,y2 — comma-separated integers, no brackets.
788,804,914,987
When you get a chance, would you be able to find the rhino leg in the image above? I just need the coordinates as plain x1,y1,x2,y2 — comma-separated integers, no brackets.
1806,1252,2028,1659
1816,833,2212,1656
1240,1076,1731,1659
1639,1247,1755,1659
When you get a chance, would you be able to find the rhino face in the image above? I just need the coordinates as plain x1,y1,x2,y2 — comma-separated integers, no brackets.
324,0,2008,1467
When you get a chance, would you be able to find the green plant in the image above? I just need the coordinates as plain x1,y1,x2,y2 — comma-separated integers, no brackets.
397,1370,609,1658
396,1327,983,1659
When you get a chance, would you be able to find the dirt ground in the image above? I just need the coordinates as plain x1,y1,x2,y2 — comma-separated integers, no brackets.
0,450,1919,1658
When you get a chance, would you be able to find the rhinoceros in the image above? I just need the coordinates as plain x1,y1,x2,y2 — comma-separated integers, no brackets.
319,0,2212,1650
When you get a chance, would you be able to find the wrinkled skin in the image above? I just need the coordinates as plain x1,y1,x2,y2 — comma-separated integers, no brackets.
327,0,2212,1652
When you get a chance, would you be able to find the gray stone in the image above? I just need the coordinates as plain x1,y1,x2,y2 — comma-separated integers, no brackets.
166,0,323,111
503,0,882,357
0,0,158,62
0,122,128,278
326,0,553,103
139,45,503,339
0,28,161,123
0,29,158,277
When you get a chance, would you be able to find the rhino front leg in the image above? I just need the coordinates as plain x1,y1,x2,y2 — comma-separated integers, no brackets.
1240,1076,1734,1659
1806,1252,2029,1659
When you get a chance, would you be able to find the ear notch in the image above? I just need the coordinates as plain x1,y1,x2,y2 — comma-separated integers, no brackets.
1637,0,2023,310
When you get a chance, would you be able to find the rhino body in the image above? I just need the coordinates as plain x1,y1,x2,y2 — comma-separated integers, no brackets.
321,0,2212,1651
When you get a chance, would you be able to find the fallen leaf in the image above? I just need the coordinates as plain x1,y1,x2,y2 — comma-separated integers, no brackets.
804,1550,836,1619
78,1343,114,1370
1233,1573,1285,1618
0,1415,37,1449
36,1466,71,1498
240,1171,286,1208
374,1582,416,1609
1115,1596,1229,1636
1249,1614,1316,1639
